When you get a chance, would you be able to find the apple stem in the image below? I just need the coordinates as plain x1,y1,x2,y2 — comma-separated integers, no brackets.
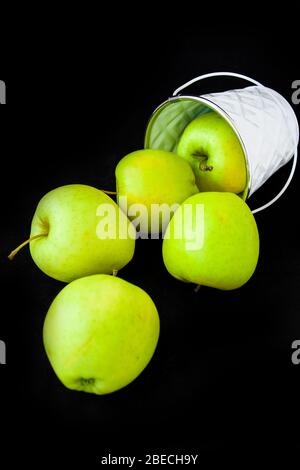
102,190,118,195
200,164,213,172
112,269,118,277
192,153,213,172
194,284,201,293
8,233,47,261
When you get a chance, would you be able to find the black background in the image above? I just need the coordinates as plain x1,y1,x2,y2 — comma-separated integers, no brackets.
1,26,300,463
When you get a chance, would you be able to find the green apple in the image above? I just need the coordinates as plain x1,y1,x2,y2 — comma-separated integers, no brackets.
9,184,136,282
162,192,259,290
115,149,199,233
43,274,160,395
176,111,247,194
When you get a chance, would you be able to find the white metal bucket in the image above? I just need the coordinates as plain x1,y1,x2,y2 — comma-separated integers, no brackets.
144,72,299,214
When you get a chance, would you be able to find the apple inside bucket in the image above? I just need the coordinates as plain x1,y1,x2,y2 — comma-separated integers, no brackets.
144,97,250,201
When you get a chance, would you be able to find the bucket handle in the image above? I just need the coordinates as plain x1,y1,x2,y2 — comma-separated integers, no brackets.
173,71,298,215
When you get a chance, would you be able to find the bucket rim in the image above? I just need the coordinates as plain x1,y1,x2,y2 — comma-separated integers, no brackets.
144,94,251,201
